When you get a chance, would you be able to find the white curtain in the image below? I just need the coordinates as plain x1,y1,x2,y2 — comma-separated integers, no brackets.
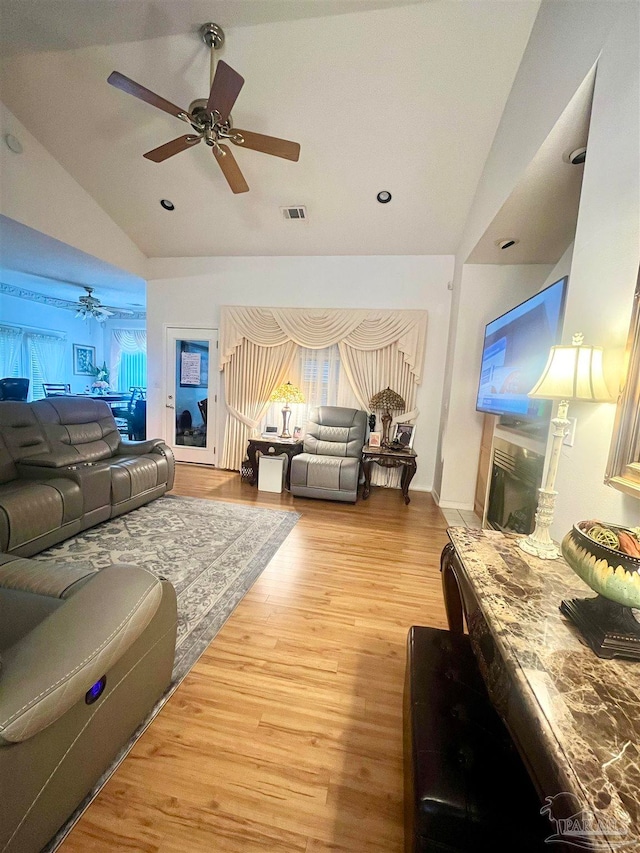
221,339,297,470
339,343,418,486
220,306,428,382
219,307,428,481
28,333,66,396
110,329,147,375
0,325,23,377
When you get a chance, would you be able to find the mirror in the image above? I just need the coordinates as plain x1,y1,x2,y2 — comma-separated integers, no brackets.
606,268,640,498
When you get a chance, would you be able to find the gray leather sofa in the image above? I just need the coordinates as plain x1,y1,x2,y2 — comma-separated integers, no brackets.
0,554,177,853
0,398,175,556
290,406,367,502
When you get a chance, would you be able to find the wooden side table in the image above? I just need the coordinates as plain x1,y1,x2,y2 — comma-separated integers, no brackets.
361,445,417,504
246,437,304,490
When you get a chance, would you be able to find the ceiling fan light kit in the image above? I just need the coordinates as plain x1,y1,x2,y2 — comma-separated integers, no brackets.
107,23,300,194
75,287,114,323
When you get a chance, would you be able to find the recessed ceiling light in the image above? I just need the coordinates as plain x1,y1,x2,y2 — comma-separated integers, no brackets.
4,133,23,154
494,238,520,250
376,191,392,204
160,199,175,211
567,146,587,165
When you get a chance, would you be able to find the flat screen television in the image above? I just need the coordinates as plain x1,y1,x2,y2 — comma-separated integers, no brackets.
476,276,568,423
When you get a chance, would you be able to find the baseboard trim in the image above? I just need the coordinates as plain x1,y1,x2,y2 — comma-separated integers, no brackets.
437,500,475,511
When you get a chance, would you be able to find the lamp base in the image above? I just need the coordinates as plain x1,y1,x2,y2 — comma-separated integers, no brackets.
517,487,560,560
279,404,292,439
518,535,560,560
560,595,640,660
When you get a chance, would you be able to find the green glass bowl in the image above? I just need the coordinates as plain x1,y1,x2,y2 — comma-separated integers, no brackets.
561,523,640,608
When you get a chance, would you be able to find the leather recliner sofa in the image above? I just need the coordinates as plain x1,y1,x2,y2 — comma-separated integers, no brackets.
290,406,367,502
0,398,175,556
0,553,177,853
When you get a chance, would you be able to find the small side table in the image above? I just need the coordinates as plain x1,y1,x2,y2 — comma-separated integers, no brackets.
246,437,304,491
362,445,417,504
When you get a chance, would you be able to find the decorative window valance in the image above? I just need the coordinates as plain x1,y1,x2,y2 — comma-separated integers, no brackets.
219,306,428,383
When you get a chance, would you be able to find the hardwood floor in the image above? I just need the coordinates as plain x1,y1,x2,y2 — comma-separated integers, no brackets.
62,465,451,853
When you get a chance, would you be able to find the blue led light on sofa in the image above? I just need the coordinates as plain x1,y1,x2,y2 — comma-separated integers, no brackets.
85,675,107,705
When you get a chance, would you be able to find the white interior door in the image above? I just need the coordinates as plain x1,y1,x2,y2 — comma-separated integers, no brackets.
165,327,218,465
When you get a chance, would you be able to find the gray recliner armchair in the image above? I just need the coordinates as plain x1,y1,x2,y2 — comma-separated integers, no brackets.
290,406,367,503
0,554,177,853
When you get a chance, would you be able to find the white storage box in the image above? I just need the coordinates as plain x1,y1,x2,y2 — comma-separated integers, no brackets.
258,454,286,493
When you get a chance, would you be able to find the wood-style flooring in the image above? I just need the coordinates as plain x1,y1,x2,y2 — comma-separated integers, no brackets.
62,465,450,852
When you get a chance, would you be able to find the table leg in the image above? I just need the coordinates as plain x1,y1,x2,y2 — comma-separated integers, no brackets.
440,543,465,634
247,444,259,486
401,460,416,504
285,451,293,490
362,459,373,499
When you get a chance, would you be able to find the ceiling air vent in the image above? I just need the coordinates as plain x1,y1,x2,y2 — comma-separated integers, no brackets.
281,206,308,221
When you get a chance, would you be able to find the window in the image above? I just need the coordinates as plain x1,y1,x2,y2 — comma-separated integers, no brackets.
262,345,357,432
110,329,147,392
0,325,66,399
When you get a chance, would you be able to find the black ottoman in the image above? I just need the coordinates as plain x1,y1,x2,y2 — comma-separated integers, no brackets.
404,626,548,852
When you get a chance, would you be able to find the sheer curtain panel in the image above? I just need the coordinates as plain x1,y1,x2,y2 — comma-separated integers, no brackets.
221,339,297,470
0,326,23,377
110,329,147,391
28,333,66,399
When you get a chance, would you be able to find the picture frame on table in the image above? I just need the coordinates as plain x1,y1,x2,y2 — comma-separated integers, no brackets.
293,426,303,440
73,344,96,375
369,431,381,448
393,423,415,448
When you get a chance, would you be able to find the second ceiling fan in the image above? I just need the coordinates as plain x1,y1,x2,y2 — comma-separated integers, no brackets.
107,23,300,194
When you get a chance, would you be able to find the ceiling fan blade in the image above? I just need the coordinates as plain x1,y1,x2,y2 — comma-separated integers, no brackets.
143,135,201,162
108,71,191,122
213,144,249,194
206,60,244,121
232,129,300,162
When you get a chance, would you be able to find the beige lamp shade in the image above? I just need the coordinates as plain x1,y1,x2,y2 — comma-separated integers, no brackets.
269,381,305,404
529,333,612,402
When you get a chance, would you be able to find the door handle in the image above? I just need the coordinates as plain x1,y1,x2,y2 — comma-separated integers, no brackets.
166,404,175,409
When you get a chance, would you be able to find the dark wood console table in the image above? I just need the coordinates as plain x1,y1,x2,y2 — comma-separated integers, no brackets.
441,527,639,850
246,437,303,490
361,445,417,504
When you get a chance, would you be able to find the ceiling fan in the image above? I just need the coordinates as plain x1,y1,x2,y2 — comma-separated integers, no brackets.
107,22,300,194
75,287,132,323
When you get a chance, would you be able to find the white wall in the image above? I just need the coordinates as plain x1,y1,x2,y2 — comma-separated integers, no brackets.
437,0,640,529
0,291,104,394
550,4,640,535
437,263,552,508
146,254,454,491
0,101,146,278
457,0,622,264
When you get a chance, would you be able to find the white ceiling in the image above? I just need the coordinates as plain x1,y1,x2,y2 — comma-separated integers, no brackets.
0,1,540,258
0,1,424,54
0,214,146,308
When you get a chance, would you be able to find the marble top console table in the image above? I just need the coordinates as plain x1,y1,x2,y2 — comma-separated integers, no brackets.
441,527,639,852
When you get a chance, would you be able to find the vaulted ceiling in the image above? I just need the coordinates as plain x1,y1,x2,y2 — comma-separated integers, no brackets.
0,1,540,258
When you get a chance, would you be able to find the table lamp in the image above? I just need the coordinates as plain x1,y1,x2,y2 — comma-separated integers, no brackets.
518,333,612,559
369,387,405,447
269,381,305,439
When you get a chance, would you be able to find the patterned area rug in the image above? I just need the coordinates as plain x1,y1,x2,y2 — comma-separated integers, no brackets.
36,494,299,682
34,495,299,851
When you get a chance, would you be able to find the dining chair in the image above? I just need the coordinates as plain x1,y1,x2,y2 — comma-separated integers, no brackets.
0,378,29,401
43,383,71,396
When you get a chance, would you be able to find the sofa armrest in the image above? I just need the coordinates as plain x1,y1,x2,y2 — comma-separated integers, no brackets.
0,566,164,744
18,449,81,468
116,438,166,456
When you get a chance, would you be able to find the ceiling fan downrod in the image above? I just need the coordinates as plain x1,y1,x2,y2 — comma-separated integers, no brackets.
200,23,224,89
